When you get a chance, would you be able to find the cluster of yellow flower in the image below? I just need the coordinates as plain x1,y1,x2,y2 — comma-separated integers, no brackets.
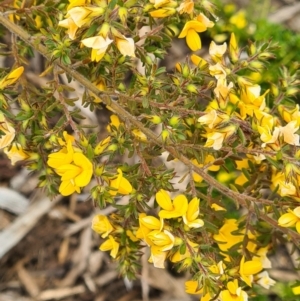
59,0,135,61
0,67,29,164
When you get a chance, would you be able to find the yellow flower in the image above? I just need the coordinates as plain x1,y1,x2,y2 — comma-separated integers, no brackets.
136,214,163,246
67,0,86,10
229,10,247,29
4,143,29,165
185,280,202,294
58,18,79,40
113,31,136,57
147,229,175,251
257,271,276,289
190,54,208,69
107,114,121,132
239,256,263,287
272,171,296,198
56,152,93,196
209,62,227,80
213,219,244,253
211,203,226,211
81,36,113,62
47,138,74,169
183,197,204,228
0,112,15,149
178,13,213,51
92,215,114,238
209,41,227,62
67,7,104,28
253,247,272,269
109,168,133,196
278,104,300,127
156,189,188,219
278,207,300,233
292,285,300,295
94,136,111,155
0,66,24,89
214,78,233,106
148,246,168,268
132,129,147,141
191,155,220,183
100,235,119,258
220,279,248,301
177,0,194,14
198,109,229,129
149,7,176,18
150,0,174,8
278,121,300,146
204,125,236,150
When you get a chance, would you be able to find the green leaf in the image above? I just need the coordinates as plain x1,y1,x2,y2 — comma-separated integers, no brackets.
266,155,281,169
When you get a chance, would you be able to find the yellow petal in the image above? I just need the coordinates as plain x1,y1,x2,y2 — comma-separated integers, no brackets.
59,180,80,196
186,29,201,51
58,164,81,180
115,36,135,57
118,176,133,194
156,189,173,210
0,66,24,89
278,212,298,227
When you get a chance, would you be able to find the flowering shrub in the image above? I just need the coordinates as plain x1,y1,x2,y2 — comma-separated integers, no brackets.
0,0,300,300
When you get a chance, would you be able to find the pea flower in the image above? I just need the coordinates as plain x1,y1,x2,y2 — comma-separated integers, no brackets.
220,279,248,301
94,136,111,155
191,154,220,183
100,235,119,258
0,66,24,89
109,168,133,196
156,189,188,219
177,0,194,14
183,197,204,228
198,109,229,129
213,219,244,253
58,18,79,40
67,0,86,10
239,256,263,287
55,152,93,196
185,280,202,294
278,207,300,233
81,35,113,62
136,214,163,246
147,229,175,251
148,246,168,268
178,13,214,51
204,125,236,150
48,137,74,168
47,133,93,196
112,29,135,57
4,143,29,165
209,41,227,62
277,120,300,146
149,8,176,18
0,112,15,149
257,271,276,289
209,62,227,80
92,215,114,238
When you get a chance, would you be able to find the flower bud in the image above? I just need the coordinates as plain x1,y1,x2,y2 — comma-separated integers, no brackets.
169,116,180,127
161,129,169,142
149,115,162,124
118,7,127,25
186,84,198,93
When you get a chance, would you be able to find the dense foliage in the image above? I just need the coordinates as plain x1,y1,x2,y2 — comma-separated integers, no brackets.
0,0,300,300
